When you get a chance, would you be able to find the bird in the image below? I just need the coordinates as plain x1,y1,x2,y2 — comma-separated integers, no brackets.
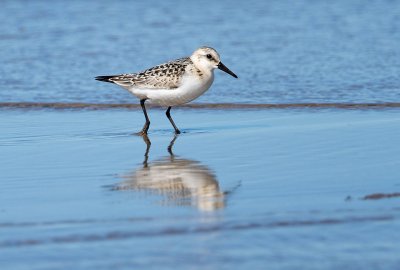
95,46,238,135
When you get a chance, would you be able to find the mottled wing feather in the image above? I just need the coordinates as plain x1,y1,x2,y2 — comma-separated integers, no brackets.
109,57,192,89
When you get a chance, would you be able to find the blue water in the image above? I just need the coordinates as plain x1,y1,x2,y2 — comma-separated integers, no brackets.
1,0,400,104
2,1,400,269
1,108,400,269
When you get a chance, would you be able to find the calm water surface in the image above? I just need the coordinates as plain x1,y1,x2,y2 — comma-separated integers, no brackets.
1,0,400,269
1,108,400,269
1,0,400,104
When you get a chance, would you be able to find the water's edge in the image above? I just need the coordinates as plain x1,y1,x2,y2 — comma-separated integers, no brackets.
2,102,400,110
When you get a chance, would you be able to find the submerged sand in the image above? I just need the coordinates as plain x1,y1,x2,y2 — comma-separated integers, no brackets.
1,108,400,269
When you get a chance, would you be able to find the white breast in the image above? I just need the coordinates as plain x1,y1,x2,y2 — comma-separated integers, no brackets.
128,72,214,106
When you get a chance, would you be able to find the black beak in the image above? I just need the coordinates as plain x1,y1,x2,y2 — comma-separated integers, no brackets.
217,62,238,78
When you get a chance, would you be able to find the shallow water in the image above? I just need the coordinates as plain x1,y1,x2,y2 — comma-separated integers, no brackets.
1,0,400,104
1,108,400,269
2,0,400,268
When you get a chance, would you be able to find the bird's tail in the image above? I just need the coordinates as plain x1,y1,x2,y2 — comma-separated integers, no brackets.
95,75,116,83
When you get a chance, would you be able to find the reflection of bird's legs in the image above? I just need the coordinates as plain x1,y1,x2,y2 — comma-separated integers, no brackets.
141,133,151,167
167,134,179,157
166,106,181,134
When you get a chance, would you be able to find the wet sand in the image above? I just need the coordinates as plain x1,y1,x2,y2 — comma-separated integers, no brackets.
3,0,400,268
1,108,400,269
2,102,400,110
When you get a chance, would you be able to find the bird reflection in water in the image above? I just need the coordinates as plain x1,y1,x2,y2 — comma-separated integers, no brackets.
113,134,228,212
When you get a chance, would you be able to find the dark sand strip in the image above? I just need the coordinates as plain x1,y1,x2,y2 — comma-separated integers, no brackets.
2,102,400,110
0,215,393,248
362,193,400,200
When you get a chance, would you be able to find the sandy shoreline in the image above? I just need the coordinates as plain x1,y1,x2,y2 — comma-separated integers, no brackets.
2,102,400,110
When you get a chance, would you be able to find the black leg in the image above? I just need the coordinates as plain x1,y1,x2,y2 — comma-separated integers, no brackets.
166,106,181,134
139,99,150,135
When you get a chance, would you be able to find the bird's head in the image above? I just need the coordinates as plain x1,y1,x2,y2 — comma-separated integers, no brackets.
191,47,238,78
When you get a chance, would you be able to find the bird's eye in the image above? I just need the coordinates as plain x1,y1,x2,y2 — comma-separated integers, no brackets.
206,54,212,59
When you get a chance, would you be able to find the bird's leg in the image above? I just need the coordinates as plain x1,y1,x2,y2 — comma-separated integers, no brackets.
166,106,181,134
138,99,150,135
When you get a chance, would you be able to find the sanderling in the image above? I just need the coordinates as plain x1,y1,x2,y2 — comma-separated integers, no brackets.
95,46,238,135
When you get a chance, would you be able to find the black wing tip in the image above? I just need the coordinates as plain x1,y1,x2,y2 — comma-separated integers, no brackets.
95,76,115,83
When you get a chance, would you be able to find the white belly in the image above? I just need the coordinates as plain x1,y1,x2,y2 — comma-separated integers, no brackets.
127,73,214,106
